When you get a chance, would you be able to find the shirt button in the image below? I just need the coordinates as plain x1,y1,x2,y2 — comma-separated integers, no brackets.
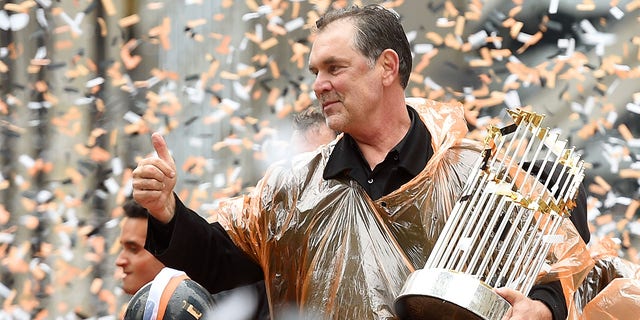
367,178,373,184
394,155,399,160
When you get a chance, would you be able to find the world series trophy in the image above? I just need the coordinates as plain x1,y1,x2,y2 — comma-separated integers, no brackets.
395,108,585,319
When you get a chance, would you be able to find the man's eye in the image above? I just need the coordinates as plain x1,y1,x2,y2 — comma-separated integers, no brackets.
126,245,141,253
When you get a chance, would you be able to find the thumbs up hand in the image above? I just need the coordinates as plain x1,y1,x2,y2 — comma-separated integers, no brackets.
132,132,177,223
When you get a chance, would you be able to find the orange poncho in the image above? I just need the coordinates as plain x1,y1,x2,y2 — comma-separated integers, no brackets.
217,98,589,319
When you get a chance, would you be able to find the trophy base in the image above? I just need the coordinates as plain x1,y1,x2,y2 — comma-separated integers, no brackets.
394,269,511,320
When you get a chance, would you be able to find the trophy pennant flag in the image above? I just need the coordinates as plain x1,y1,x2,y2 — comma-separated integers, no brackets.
395,108,585,320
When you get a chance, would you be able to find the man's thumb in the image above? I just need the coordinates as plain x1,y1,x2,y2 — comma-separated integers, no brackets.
494,287,519,305
151,132,174,165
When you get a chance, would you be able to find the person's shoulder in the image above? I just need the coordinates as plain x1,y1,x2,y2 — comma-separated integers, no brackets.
405,97,463,113
440,138,483,165
406,97,469,148
405,97,466,129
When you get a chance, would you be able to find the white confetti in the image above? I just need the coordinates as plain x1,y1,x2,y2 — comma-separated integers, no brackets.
86,77,105,88
610,6,624,20
104,177,120,194
414,44,434,54
549,0,559,14
284,17,304,32
123,111,142,123
626,103,640,114
19,155,35,168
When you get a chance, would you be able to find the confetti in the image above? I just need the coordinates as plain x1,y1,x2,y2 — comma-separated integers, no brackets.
0,1,639,317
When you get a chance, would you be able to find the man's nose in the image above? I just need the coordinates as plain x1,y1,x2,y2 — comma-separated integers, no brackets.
115,252,127,266
313,73,331,94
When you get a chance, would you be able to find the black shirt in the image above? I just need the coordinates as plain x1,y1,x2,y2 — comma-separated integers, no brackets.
323,106,433,200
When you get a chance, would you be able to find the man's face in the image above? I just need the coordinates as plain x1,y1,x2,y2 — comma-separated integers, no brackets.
115,217,164,295
308,20,384,134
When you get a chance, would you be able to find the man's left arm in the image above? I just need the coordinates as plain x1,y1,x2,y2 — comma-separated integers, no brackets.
528,281,567,320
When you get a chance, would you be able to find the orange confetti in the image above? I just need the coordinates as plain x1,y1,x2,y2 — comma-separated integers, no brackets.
260,37,279,51
216,35,232,55
618,124,635,141
269,60,281,79
121,39,142,70
620,169,640,179
0,61,8,73
97,17,107,37
148,17,171,50
101,0,117,16
119,14,140,28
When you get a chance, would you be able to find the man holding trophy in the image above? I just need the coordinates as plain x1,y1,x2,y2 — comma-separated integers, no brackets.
132,4,590,319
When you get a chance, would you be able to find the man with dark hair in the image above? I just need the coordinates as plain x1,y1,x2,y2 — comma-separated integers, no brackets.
116,200,165,295
132,4,589,319
116,199,270,319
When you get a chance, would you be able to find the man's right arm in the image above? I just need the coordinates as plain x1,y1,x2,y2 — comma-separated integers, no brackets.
145,194,264,294
132,133,263,293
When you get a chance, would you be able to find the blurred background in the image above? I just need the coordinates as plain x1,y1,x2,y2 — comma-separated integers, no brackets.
0,0,638,318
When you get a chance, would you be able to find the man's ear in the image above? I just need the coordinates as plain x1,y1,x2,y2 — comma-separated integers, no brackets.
379,49,400,87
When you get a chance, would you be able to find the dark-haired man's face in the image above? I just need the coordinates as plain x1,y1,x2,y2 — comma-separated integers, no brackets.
115,217,164,294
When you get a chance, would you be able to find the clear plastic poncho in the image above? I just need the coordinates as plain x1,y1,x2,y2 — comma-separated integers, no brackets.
216,98,590,319
567,237,640,319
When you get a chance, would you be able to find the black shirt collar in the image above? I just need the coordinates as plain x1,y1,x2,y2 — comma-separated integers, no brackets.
323,106,432,181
